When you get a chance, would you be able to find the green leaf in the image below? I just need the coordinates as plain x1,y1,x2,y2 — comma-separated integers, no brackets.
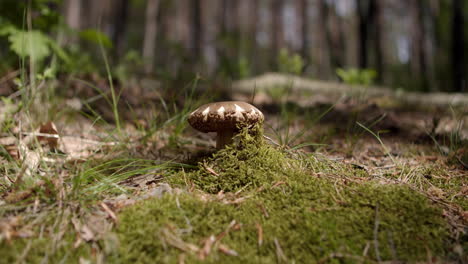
0,24,17,36
79,29,113,48
8,30,51,62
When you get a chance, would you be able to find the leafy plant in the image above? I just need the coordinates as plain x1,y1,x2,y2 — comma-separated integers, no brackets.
0,25,69,65
336,68,377,85
278,48,304,75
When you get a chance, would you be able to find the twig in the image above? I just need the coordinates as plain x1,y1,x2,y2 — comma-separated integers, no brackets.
274,238,288,263
0,70,19,85
218,244,238,256
100,202,117,222
255,223,263,246
373,204,382,263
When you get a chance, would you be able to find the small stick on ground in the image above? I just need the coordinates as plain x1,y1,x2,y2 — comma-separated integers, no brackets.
274,238,288,263
373,204,382,263
255,223,263,246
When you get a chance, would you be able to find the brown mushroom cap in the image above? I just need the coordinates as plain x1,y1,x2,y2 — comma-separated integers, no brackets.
188,101,264,133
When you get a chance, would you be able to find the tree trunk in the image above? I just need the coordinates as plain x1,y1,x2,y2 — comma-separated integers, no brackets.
316,0,332,78
298,0,309,60
190,0,202,62
328,3,344,69
410,0,428,91
112,0,129,58
357,0,372,69
452,0,465,92
271,0,284,65
372,0,384,82
201,0,221,74
142,0,160,75
65,0,82,30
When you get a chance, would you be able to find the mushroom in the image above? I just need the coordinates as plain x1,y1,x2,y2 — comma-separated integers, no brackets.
188,101,264,149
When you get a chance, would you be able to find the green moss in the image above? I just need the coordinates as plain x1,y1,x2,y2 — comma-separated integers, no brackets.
1,126,454,263
113,185,448,263
0,221,91,264
115,127,450,263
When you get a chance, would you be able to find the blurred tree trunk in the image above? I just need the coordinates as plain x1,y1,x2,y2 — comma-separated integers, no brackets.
221,0,239,33
298,0,309,60
236,0,257,76
357,0,384,81
410,0,428,91
201,0,221,74
452,0,465,92
142,0,160,75
190,0,202,62
373,0,383,82
357,0,373,69
65,0,82,31
316,0,332,78
271,0,284,67
328,5,344,69
247,0,259,74
342,2,359,69
62,0,82,46
112,0,129,57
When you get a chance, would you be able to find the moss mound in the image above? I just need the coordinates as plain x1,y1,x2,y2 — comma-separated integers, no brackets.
114,127,450,263
171,126,297,193
114,186,448,263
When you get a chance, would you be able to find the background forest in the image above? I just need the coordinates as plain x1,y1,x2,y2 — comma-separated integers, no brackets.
0,0,467,94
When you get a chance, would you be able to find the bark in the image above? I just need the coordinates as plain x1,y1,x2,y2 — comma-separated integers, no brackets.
142,0,160,75
298,0,309,59
191,0,202,60
62,0,81,46
316,0,332,78
201,0,222,74
452,0,465,92
233,73,468,108
271,0,284,56
328,4,344,69
357,0,378,69
373,0,384,82
357,0,369,68
65,0,82,30
410,0,428,91
112,0,129,57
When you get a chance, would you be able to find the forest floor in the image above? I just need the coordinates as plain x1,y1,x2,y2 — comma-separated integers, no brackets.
0,76,467,263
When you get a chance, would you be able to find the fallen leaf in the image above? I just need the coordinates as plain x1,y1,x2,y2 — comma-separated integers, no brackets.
59,136,114,161
0,137,19,160
38,121,59,149
72,218,95,242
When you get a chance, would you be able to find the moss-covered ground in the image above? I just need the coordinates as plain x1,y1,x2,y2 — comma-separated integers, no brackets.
1,93,466,264
111,127,452,263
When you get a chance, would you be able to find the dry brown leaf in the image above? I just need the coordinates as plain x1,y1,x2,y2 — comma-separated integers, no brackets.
0,216,33,242
38,121,59,149
0,137,19,160
58,136,114,161
71,218,95,242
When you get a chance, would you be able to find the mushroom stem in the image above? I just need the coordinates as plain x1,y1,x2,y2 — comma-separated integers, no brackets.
216,130,235,149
